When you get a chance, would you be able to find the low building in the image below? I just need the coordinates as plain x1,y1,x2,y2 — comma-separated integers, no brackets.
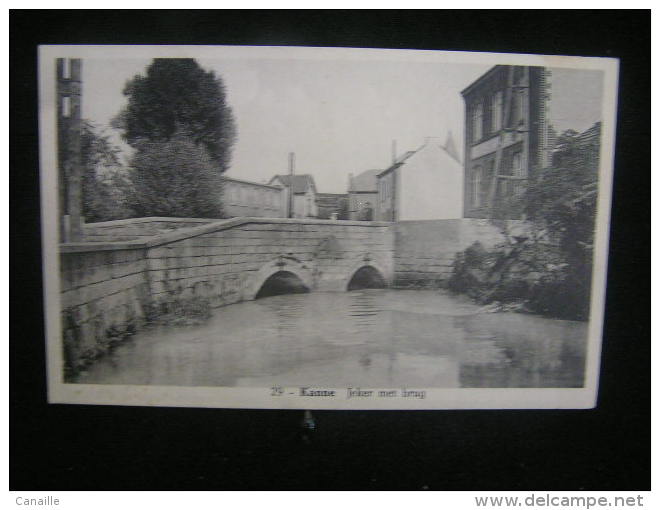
316,193,349,220
268,174,318,218
376,134,463,221
222,176,286,218
347,169,380,220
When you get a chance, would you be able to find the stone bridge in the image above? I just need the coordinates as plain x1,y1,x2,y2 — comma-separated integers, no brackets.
60,217,394,371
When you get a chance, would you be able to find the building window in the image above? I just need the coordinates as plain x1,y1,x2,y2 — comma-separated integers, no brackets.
489,160,496,180
472,166,483,208
61,96,71,117
513,66,524,84
513,90,526,128
512,152,523,177
62,58,71,79
472,101,484,141
491,91,503,132
512,152,524,196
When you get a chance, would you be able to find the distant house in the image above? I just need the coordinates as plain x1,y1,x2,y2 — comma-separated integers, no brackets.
222,176,286,218
347,169,380,220
316,193,349,220
376,134,463,221
268,174,318,218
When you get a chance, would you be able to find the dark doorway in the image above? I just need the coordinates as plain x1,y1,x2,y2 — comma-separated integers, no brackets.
255,271,310,299
347,266,386,291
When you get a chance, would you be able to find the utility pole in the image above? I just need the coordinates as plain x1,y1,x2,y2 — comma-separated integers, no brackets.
57,58,83,242
288,152,295,218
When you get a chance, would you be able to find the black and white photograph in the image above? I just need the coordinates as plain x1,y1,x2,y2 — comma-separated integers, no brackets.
39,45,618,410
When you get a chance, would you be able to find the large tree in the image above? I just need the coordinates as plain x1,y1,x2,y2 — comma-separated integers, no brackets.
81,121,131,222
114,58,237,172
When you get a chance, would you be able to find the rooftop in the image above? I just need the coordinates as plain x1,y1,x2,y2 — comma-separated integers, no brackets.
270,174,317,194
348,169,381,193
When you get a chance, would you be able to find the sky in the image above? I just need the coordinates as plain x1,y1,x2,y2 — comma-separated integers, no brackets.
81,54,604,194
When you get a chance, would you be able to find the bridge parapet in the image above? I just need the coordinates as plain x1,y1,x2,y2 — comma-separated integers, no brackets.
142,217,395,307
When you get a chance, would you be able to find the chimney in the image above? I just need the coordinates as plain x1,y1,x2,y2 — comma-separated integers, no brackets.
443,131,460,163
391,140,397,165
288,152,295,218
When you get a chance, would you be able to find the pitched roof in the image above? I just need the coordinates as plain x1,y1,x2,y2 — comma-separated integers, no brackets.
269,174,317,194
377,137,462,178
222,176,283,190
377,149,419,178
348,169,380,193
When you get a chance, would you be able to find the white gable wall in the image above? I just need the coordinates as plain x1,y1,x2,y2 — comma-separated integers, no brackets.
293,190,318,218
398,144,464,220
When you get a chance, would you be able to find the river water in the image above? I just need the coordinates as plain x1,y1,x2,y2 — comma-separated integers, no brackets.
75,290,587,388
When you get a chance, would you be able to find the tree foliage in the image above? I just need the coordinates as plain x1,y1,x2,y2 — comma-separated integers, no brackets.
126,133,224,218
81,121,132,222
113,58,236,173
449,126,600,321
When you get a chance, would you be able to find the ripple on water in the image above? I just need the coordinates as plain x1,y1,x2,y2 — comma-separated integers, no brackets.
75,289,587,389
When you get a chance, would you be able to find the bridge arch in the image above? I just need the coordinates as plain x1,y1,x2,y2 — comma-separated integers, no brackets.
343,258,390,291
246,256,314,300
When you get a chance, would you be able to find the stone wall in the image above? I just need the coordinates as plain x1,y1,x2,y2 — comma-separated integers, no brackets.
60,242,149,374
83,217,216,242
393,219,524,287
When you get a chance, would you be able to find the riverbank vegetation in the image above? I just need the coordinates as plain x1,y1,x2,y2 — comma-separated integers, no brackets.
448,126,600,321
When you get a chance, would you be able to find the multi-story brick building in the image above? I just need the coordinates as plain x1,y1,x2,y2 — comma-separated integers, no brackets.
461,65,551,219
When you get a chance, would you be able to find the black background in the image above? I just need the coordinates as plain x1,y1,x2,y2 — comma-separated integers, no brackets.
10,10,650,490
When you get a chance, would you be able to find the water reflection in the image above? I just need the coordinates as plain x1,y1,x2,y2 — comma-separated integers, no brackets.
75,290,586,388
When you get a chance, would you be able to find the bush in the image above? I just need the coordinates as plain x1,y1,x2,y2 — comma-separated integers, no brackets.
127,132,224,218
448,237,590,320
449,127,598,321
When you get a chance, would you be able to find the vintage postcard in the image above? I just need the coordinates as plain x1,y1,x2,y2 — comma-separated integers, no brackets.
39,45,619,409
